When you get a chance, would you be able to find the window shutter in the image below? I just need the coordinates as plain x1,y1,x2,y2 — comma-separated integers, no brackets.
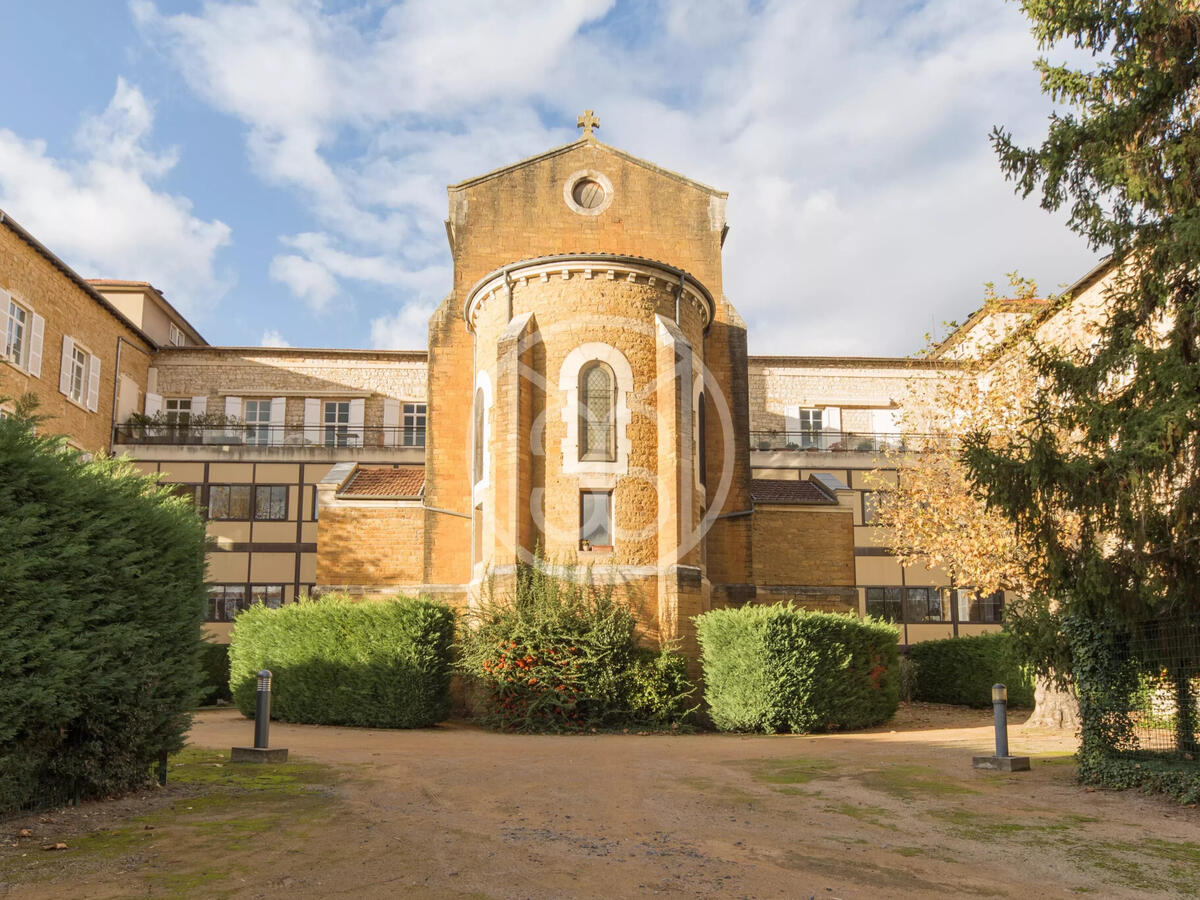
59,335,74,395
224,396,242,420
85,354,101,411
823,406,841,431
382,398,400,447
191,395,208,416
304,398,321,445
349,398,365,447
145,391,163,417
28,313,44,376
269,396,286,445
0,293,10,360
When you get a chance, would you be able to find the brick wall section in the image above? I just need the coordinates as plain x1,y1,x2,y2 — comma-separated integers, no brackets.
316,504,425,587
0,222,153,452
751,506,855,588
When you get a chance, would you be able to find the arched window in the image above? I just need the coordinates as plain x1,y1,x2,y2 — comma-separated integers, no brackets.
473,386,485,484
697,390,707,488
578,361,616,462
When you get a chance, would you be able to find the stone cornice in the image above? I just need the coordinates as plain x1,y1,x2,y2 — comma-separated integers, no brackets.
463,253,715,333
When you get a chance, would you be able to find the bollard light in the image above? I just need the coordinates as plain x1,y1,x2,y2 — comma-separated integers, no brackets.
973,681,1029,772
231,668,288,763
992,683,1007,704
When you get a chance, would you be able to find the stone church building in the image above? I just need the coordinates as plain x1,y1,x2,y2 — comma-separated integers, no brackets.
5,114,1082,654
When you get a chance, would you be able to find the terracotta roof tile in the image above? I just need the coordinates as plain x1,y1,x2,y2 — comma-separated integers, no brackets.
750,478,836,505
338,466,425,499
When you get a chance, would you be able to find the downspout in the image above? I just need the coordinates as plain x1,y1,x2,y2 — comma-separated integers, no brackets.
503,267,513,323
674,272,685,325
110,336,155,452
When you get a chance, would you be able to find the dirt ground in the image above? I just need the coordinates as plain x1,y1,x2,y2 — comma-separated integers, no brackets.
2,703,1199,899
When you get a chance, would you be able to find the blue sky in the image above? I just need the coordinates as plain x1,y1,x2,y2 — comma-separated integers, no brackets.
0,0,1096,355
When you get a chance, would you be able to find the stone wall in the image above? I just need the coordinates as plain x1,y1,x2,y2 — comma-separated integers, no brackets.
0,221,153,453
316,503,426,591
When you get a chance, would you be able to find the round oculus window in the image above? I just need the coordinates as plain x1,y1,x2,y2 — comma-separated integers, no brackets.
572,178,606,209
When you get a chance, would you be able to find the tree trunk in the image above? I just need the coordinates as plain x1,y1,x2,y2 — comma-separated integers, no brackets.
1023,674,1080,731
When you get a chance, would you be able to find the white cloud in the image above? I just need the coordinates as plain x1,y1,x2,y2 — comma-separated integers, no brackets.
134,0,1096,354
370,302,436,351
260,329,292,347
0,77,230,319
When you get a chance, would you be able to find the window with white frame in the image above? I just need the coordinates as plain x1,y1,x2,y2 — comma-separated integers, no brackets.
168,323,184,346
797,408,823,448
403,402,426,447
244,399,272,446
165,397,191,426
324,400,351,447
4,297,28,367
580,490,613,550
68,345,88,404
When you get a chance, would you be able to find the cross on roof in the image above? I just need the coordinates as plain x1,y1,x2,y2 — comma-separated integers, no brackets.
577,109,599,138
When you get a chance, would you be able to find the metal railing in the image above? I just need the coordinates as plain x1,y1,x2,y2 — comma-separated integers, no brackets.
114,422,427,449
749,430,951,453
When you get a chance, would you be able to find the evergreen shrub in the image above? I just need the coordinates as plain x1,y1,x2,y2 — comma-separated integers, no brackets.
908,633,1034,708
696,604,899,733
457,561,696,731
229,595,455,728
0,399,208,814
198,642,232,706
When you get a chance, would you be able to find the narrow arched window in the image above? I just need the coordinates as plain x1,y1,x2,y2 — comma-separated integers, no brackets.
579,361,616,462
697,390,707,488
473,386,485,483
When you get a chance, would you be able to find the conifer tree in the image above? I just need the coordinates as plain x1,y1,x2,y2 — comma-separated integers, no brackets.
965,2,1200,753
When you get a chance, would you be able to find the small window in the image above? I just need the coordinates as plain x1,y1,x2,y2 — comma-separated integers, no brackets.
958,589,1005,624
68,345,88,404
403,402,426,447
580,490,613,550
250,584,284,609
4,298,29,368
168,323,184,346
903,586,945,623
209,484,252,520
472,388,485,484
797,408,823,448
254,485,288,520
245,399,272,446
865,587,902,622
579,361,616,462
697,390,707,488
324,400,351,447
207,584,248,622
165,397,192,426
168,482,204,510
311,488,319,521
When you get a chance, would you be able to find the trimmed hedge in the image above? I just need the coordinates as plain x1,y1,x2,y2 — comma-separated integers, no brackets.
199,642,232,706
229,595,455,728
696,604,900,733
0,401,208,813
907,633,1034,708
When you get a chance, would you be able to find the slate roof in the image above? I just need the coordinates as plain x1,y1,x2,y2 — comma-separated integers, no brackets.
337,466,425,499
749,478,837,505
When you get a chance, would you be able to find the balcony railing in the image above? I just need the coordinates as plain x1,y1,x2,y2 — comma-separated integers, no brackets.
749,430,951,453
114,422,426,449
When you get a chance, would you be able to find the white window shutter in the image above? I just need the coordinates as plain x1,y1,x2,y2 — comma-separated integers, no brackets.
145,392,163,417
85,354,101,412
304,398,321,445
382,398,400,447
191,395,208,416
224,396,242,420
349,398,365,447
58,335,74,395
0,294,10,360
823,406,842,431
269,396,286,445
28,313,44,377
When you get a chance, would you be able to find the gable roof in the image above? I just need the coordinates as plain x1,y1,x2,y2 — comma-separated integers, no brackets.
449,136,728,198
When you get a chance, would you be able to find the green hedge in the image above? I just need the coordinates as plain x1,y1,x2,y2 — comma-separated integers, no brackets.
457,561,696,731
229,595,455,728
199,642,232,706
0,401,208,813
696,605,900,733
907,633,1034,708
